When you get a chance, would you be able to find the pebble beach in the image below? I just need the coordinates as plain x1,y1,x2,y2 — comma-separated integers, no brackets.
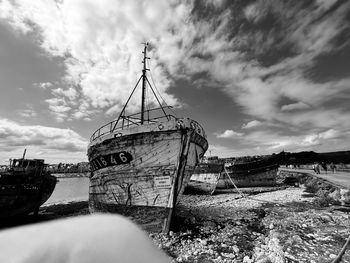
153,187,350,263
2,171,349,263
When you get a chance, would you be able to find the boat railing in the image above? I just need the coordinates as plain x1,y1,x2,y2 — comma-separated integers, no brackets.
90,106,177,142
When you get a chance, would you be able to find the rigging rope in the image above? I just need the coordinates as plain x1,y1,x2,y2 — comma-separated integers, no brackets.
222,167,301,208
223,167,350,261
331,234,350,263
146,59,177,117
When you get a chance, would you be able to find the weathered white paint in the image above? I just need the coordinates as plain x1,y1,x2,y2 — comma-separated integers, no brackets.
87,120,208,231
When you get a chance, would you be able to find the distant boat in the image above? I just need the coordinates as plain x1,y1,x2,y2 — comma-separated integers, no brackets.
0,156,57,219
185,156,224,195
87,43,208,232
217,156,279,188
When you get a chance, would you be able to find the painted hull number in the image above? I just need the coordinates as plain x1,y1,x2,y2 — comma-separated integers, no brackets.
90,151,133,171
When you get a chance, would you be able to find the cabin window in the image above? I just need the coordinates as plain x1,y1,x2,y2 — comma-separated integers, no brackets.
14,160,23,167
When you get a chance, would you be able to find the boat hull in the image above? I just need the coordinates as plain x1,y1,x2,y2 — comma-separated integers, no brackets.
88,126,207,232
185,163,223,195
0,175,57,219
186,174,220,195
217,168,278,188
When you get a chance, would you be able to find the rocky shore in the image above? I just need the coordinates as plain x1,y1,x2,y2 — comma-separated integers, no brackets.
152,187,350,263
2,171,349,263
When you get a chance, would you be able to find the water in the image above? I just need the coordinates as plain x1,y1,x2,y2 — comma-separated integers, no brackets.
45,176,89,205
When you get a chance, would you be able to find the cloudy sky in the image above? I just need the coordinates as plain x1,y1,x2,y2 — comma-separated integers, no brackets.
0,0,349,164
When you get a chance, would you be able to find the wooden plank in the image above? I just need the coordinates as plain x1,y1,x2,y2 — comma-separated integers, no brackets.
88,127,207,232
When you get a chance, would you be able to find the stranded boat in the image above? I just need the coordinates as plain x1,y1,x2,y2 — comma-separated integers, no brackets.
217,156,279,188
0,154,57,219
185,156,224,195
87,43,208,232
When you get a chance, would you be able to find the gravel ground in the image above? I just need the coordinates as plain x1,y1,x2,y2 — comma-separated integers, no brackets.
2,185,348,263
151,186,350,263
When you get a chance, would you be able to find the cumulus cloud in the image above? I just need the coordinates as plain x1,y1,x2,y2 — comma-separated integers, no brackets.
319,129,341,140
301,129,342,146
215,130,244,139
0,119,87,150
238,130,295,151
302,134,320,147
281,102,310,111
0,0,181,122
45,97,71,122
52,87,78,101
17,105,37,118
242,120,263,129
193,0,350,130
0,118,88,163
18,109,37,118
36,82,53,89
2,0,350,129
1,0,350,156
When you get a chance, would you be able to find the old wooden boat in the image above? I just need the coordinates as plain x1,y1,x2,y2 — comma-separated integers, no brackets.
217,156,279,188
87,43,208,232
0,157,57,219
185,156,224,195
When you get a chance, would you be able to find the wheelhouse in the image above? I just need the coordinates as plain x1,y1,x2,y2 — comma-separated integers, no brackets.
11,159,46,176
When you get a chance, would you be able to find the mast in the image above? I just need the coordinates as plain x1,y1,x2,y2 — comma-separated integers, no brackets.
141,42,149,124
111,42,169,132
